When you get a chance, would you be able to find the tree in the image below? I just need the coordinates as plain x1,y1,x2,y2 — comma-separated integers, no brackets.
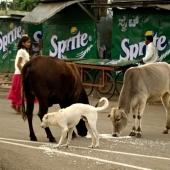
15,0,39,11
0,1,6,10
0,0,39,11
16,0,38,11
7,1,15,10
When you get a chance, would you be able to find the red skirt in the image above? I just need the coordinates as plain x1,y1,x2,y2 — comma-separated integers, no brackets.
7,74,38,106
7,74,22,107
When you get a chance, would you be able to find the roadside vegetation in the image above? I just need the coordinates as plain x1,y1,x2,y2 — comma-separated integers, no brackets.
0,0,39,11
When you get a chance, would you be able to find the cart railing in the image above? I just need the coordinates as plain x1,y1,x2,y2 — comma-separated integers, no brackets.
64,58,139,99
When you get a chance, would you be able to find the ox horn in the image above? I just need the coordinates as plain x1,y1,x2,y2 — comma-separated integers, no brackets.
121,110,129,122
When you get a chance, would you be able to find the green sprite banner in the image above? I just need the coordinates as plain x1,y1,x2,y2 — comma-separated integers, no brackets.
28,24,42,57
43,22,98,59
0,20,42,72
112,10,170,63
0,20,23,72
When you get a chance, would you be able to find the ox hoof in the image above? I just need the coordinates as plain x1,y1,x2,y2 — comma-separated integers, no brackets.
163,130,168,134
129,132,136,136
112,134,118,137
49,137,56,142
30,136,37,141
136,133,141,138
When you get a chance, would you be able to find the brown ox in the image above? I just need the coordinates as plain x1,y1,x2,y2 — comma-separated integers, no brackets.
108,62,170,138
21,56,89,142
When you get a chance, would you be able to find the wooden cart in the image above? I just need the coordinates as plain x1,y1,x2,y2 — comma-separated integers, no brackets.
65,58,139,99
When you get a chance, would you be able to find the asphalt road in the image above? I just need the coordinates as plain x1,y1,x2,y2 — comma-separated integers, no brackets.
0,90,170,170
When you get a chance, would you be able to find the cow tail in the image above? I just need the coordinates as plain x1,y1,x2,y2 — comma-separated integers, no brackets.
21,64,27,121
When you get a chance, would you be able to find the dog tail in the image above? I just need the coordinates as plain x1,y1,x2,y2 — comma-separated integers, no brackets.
94,97,109,111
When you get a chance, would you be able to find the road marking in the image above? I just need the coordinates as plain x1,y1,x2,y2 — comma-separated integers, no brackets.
72,146,170,161
0,139,152,170
0,137,169,161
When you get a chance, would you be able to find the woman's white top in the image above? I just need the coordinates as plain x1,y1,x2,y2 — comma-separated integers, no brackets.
143,42,159,64
14,48,30,74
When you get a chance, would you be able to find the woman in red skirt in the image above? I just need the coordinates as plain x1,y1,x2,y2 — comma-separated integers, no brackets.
7,36,31,114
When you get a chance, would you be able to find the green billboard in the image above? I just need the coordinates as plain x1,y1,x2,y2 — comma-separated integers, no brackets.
28,24,42,57
0,20,23,72
43,22,97,59
0,20,42,72
112,9,170,63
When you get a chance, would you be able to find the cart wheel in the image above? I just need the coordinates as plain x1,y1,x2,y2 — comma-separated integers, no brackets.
115,71,124,95
82,70,93,96
94,72,115,99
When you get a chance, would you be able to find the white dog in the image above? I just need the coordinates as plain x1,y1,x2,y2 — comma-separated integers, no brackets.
41,97,109,148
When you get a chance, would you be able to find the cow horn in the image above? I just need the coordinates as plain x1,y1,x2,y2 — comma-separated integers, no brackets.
121,110,129,121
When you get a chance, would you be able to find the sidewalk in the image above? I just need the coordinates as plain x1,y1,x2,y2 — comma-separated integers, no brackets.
0,73,12,92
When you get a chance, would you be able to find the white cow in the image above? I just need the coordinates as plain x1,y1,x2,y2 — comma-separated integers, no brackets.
108,62,170,138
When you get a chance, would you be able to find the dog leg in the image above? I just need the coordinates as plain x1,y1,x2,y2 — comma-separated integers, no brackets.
85,121,96,148
73,127,79,137
88,122,100,148
55,129,68,148
62,128,74,147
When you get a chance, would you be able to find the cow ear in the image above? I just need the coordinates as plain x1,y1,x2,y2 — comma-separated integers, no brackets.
45,115,48,119
108,108,116,118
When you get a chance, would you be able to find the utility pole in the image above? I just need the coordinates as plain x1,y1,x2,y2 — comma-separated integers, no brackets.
5,0,7,15
13,0,15,10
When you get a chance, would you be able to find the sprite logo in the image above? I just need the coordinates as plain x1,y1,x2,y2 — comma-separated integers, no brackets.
70,27,78,34
0,24,22,52
119,33,167,61
49,27,93,58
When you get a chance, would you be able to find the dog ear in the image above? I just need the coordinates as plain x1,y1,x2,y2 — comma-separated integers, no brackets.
45,115,48,119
